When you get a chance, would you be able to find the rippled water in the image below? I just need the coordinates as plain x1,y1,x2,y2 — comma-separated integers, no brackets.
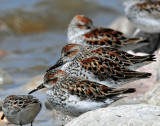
0,0,124,125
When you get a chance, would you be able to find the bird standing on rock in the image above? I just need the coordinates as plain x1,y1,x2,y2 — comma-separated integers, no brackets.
29,69,136,117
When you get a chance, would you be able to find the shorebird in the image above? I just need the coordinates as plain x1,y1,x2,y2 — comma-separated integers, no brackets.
67,15,149,51
1,95,42,126
29,69,136,117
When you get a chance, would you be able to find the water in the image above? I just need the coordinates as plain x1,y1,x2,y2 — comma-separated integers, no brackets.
0,0,124,125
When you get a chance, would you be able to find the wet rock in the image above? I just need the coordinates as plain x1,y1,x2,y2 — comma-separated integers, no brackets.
0,68,13,86
66,104,160,126
108,16,136,37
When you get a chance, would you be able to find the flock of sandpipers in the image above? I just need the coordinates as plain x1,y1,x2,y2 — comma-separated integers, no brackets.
1,0,160,125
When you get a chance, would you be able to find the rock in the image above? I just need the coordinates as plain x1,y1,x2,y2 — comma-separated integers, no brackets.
154,49,160,81
108,16,136,37
66,104,160,126
142,81,160,106
109,96,140,107
0,68,13,86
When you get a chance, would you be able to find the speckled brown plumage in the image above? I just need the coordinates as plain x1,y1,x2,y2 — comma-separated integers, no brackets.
1,95,41,126
136,1,160,13
28,69,136,117
123,0,160,33
3,95,40,109
68,15,149,50
46,44,154,87
90,46,155,67
80,56,151,81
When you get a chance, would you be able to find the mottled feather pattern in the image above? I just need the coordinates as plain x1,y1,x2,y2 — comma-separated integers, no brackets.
76,15,93,25
60,77,135,101
2,95,42,125
68,15,150,50
90,46,156,66
80,56,151,81
123,0,160,33
136,1,160,13
29,69,137,117
83,27,149,49
4,95,40,109
84,28,124,47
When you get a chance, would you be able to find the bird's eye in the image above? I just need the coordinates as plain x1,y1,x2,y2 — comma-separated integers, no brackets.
66,52,71,55
64,52,71,56
46,78,57,84
65,51,74,56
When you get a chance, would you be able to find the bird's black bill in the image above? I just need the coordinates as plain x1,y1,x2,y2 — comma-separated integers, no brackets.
46,58,63,72
1,114,4,120
28,84,45,94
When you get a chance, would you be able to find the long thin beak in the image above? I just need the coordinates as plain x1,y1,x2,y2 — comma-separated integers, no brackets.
46,58,63,72
28,83,45,94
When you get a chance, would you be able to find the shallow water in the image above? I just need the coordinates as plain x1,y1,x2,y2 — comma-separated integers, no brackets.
0,0,124,125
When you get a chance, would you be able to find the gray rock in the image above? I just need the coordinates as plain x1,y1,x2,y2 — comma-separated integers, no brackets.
66,104,160,126
154,49,160,81
109,97,140,107
0,68,13,86
142,81,160,106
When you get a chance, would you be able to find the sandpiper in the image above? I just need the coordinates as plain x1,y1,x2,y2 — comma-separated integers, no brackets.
67,15,149,51
29,69,136,117
123,0,160,33
46,44,153,87
1,95,42,126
